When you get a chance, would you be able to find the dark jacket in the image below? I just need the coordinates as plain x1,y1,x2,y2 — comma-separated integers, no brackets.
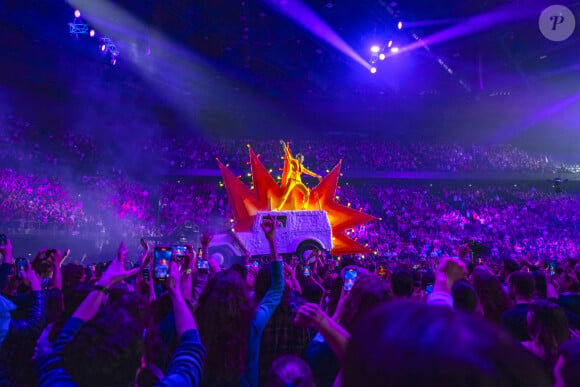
0,290,47,386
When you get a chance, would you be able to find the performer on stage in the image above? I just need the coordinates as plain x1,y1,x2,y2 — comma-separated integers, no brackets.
277,140,322,210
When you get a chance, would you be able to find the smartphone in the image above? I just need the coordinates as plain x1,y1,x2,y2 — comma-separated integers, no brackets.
197,259,209,271
252,261,259,268
154,246,172,280
549,261,556,276
304,265,311,277
425,283,434,295
198,247,203,258
377,262,387,279
173,245,187,262
143,268,150,281
344,268,358,291
0,234,6,246
15,257,27,278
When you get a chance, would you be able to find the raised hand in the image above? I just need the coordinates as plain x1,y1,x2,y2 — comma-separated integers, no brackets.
97,242,140,288
167,261,182,296
294,303,325,328
183,243,197,274
260,215,276,242
49,248,70,268
138,238,152,268
200,231,213,250
22,265,41,291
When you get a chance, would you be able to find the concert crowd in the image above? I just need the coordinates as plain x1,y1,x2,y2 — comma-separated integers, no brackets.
1,118,580,386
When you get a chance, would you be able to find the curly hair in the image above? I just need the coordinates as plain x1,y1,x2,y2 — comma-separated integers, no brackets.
336,274,392,332
195,269,253,385
62,293,149,387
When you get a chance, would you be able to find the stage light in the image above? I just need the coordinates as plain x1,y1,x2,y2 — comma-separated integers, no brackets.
89,29,95,37
370,66,377,73
397,21,403,29
370,45,380,53
101,44,106,52
379,53,385,60
75,9,81,18
388,40,393,48
390,46,399,53
111,56,117,65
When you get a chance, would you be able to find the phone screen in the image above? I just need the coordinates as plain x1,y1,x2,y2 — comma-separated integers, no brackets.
549,261,556,276
304,265,311,277
197,260,209,270
377,266,387,278
173,245,187,261
344,268,358,291
252,261,259,268
425,284,434,295
154,247,172,280
16,258,27,278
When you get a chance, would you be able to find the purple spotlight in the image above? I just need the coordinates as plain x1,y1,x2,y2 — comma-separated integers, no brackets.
397,21,403,30
390,46,399,53
370,45,380,53
379,53,386,60
370,66,377,74
74,9,81,18
100,44,106,52
388,40,393,48
89,29,95,37
111,56,117,65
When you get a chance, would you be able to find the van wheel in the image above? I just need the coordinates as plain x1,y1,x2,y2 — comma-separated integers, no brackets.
296,241,322,263
208,246,238,268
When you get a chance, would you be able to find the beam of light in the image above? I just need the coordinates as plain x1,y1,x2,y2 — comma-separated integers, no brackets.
402,18,462,28
66,0,299,134
261,0,371,69
490,92,580,143
393,4,537,56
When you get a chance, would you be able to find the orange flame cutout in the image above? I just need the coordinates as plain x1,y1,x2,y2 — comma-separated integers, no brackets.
217,147,377,255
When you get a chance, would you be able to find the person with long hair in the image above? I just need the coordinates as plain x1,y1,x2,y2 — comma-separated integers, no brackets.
195,216,284,386
303,274,391,387
523,299,570,368
472,267,512,324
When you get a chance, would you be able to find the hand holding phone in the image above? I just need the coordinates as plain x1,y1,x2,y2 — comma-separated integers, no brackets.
304,265,311,277
154,246,172,280
15,257,28,278
344,268,358,291
197,259,209,273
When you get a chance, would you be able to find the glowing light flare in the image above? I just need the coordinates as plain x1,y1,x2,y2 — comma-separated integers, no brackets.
390,47,399,53
89,29,95,37
370,45,380,53
370,66,377,74
379,53,385,60
395,4,536,56
74,9,81,18
397,21,403,30
263,0,371,69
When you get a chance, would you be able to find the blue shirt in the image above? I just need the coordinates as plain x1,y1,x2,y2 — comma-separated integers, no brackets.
240,260,284,387
40,317,206,387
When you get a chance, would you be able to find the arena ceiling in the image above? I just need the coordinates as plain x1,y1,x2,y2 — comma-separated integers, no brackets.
1,0,579,147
